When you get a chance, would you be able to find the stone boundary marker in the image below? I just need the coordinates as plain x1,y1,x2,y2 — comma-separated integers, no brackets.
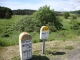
19,32,32,60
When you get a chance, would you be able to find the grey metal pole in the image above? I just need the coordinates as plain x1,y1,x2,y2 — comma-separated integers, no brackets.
42,39,45,54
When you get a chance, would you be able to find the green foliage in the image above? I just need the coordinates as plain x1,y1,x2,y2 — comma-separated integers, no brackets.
33,5,63,30
12,9,36,15
71,15,77,20
0,15,26,47
48,30,78,41
0,37,18,47
33,5,56,25
13,15,40,32
46,22,57,32
63,12,70,19
71,21,80,30
5,11,12,19
0,14,80,47
13,6,63,32
0,6,12,19
75,10,80,16
30,32,40,43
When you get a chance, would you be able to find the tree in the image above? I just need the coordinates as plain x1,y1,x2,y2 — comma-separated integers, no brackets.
12,9,36,15
0,6,12,19
33,5,63,30
13,5,63,32
64,12,70,19
5,11,11,19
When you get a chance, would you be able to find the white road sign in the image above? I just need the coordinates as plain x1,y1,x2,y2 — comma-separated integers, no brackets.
40,26,49,40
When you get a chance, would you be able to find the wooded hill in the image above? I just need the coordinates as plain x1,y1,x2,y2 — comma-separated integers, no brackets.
12,9,36,15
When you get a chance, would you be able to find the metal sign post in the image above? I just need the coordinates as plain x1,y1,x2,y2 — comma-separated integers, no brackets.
40,26,49,54
19,32,32,60
42,39,45,54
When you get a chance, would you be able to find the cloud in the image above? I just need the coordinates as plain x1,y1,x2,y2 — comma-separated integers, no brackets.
75,6,80,10
76,0,80,2
0,0,79,11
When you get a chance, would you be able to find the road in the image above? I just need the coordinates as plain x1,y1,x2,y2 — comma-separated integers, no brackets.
67,47,80,60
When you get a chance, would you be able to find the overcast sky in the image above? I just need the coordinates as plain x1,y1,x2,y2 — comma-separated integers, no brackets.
0,0,80,11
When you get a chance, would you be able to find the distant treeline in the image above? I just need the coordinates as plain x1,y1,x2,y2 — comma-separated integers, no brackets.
0,6,36,19
70,10,80,14
70,10,80,16
12,9,36,15
0,6,80,19
55,10,80,16
0,6,13,19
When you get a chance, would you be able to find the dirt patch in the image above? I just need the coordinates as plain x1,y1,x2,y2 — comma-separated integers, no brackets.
0,45,19,60
0,40,80,60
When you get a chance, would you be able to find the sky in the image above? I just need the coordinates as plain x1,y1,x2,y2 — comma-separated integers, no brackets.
0,0,80,11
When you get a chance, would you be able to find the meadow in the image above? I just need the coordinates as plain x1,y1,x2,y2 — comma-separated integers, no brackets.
0,15,80,47
0,15,80,60
0,15,26,46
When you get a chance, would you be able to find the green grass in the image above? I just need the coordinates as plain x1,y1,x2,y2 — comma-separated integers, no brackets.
0,15,26,46
65,46,74,50
30,32,40,43
0,15,80,47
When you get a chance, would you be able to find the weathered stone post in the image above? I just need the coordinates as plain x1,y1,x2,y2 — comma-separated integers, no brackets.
19,32,32,60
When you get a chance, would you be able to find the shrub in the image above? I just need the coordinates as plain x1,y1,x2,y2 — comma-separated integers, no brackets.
71,21,80,30
63,12,70,19
33,5,63,31
71,15,77,20
13,5,63,32
13,15,41,32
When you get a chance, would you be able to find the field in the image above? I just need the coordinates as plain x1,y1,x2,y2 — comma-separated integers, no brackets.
0,15,80,46
0,15,26,46
0,15,80,60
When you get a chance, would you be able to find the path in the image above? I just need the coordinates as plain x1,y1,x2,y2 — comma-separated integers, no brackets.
0,40,80,60
67,47,80,60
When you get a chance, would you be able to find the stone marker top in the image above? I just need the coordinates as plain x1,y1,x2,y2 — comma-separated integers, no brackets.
19,32,32,41
41,26,49,31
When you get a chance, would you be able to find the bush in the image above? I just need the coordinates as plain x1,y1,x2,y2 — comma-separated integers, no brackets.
71,21,80,30
13,15,41,32
13,5,63,32
33,5,63,31
63,12,70,19
71,15,77,20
